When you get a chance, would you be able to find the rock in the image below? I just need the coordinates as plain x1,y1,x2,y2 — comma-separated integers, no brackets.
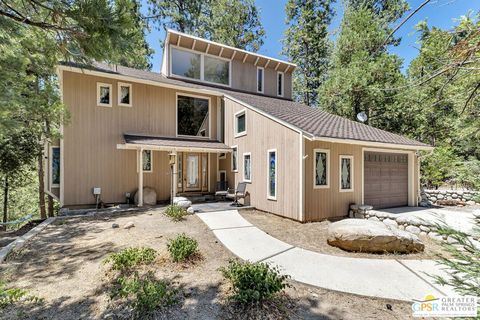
437,194,444,200
112,223,119,228
398,225,405,230
430,197,437,202
173,197,192,209
359,205,373,211
327,219,424,253
123,222,135,229
187,207,195,214
368,216,380,222
428,232,443,241
466,200,476,206
383,218,398,229
419,225,430,233
405,225,421,235
452,194,458,199
446,236,457,244
134,187,157,206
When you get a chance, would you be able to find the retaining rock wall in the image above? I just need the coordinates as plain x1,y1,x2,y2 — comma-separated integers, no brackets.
420,189,479,207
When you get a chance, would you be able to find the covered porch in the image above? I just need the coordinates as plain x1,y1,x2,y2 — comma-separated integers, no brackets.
117,134,231,206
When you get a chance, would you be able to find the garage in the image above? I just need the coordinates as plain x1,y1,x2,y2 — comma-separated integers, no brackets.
364,152,408,209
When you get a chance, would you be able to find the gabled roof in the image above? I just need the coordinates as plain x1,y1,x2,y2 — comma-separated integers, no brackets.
58,62,431,149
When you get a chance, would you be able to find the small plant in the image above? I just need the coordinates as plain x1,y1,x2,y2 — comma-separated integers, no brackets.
0,281,40,308
164,205,187,221
167,233,198,262
220,259,290,304
104,247,157,271
112,271,177,313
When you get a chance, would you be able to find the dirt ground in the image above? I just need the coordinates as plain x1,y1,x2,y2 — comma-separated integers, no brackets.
240,210,448,260
0,209,415,319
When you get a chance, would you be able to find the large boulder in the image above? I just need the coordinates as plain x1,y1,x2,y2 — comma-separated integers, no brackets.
134,187,157,206
173,196,192,209
327,219,424,253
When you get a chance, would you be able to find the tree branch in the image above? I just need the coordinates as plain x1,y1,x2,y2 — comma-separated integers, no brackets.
462,82,480,114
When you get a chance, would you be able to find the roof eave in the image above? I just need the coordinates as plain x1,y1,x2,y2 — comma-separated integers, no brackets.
311,136,433,151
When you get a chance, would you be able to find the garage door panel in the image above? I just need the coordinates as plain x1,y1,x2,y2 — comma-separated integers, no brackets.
364,152,408,209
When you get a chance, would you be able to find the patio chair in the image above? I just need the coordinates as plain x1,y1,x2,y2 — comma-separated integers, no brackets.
214,181,229,201
226,182,247,207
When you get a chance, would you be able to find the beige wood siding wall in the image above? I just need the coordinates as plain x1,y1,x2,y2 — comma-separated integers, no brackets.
223,98,301,220
62,71,218,206
304,140,420,221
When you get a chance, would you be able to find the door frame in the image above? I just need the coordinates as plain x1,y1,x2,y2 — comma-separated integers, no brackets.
181,152,209,193
362,148,417,207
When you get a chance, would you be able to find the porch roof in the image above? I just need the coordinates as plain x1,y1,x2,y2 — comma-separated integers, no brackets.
117,134,232,153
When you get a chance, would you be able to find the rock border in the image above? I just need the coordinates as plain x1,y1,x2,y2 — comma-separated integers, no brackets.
420,189,479,207
0,217,56,264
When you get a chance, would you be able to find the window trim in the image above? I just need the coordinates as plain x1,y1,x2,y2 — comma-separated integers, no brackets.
175,92,211,139
218,152,226,159
96,82,112,107
117,82,132,107
313,149,330,189
277,71,284,97
267,148,277,201
50,146,60,188
169,45,232,87
257,67,264,93
339,155,354,192
137,149,153,173
231,145,238,172
234,109,247,137
243,152,252,183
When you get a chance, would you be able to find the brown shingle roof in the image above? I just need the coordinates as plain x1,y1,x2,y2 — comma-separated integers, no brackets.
124,134,231,151
61,62,430,148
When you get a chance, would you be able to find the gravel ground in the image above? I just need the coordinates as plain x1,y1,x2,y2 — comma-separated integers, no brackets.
0,209,414,319
240,210,448,260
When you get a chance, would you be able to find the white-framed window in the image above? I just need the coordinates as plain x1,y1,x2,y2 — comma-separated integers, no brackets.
231,145,238,172
118,82,132,107
277,72,284,97
313,149,330,189
234,109,247,137
339,155,354,192
218,170,227,182
170,46,231,86
257,67,264,93
137,150,153,173
50,146,60,188
97,82,112,107
243,152,252,182
176,93,210,138
267,149,277,200
218,152,226,159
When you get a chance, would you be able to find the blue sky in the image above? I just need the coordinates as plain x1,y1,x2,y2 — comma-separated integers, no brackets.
144,0,479,72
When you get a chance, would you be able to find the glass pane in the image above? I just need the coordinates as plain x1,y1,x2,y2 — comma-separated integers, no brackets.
143,150,152,171
204,56,229,85
277,73,283,96
244,155,251,181
236,113,246,133
171,48,200,79
177,153,183,189
341,158,351,190
120,86,130,104
315,152,327,186
187,155,199,188
232,148,237,171
51,147,60,185
100,86,110,104
177,95,209,136
269,151,276,197
202,154,208,188
257,68,263,92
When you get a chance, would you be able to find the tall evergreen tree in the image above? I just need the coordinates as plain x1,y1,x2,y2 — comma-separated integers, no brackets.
282,0,335,106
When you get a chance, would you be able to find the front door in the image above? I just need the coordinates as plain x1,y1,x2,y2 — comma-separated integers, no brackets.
185,153,201,191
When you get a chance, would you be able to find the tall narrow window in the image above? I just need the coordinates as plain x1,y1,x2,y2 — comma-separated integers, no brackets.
243,153,251,182
277,72,284,97
51,147,60,187
138,150,153,172
118,82,132,107
257,67,264,93
202,154,208,189
234,109,246,137
314,149,330,188
267,149,277,200
177,95,209,137
339,155,353,192
97,83,112,107
231,146,238,172
177,152,183,190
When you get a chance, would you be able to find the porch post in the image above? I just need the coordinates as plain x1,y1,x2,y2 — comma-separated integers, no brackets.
138,148,144,206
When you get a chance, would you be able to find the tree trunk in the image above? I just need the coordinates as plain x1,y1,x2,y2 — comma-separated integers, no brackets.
2,176,8,231
38,152,46,219
47,194,54,217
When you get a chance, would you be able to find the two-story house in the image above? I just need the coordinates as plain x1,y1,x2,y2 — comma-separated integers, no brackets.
48,29,432,222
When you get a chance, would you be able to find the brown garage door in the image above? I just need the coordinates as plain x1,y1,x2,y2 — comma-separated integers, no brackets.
364,152,408,209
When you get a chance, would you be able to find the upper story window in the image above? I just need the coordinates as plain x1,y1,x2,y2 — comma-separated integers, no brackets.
234,109,246,137
170,46,230,86
177,94,210,137
257,67,264,93
97,82,112,107
277,72,284,97
118,82,132,107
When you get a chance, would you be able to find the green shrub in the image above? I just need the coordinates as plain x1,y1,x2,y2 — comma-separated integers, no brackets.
164,205,187,221
472,193,480,204
220,259,290,303
167,233,198,262
104,247,157,271
0,281,39,308
112,271,177,313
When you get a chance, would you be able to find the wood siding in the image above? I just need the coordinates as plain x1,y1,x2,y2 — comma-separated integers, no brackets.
223,98,301,220
62,71,218,206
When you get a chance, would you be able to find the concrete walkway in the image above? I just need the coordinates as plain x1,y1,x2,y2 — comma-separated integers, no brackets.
197,210,456,302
